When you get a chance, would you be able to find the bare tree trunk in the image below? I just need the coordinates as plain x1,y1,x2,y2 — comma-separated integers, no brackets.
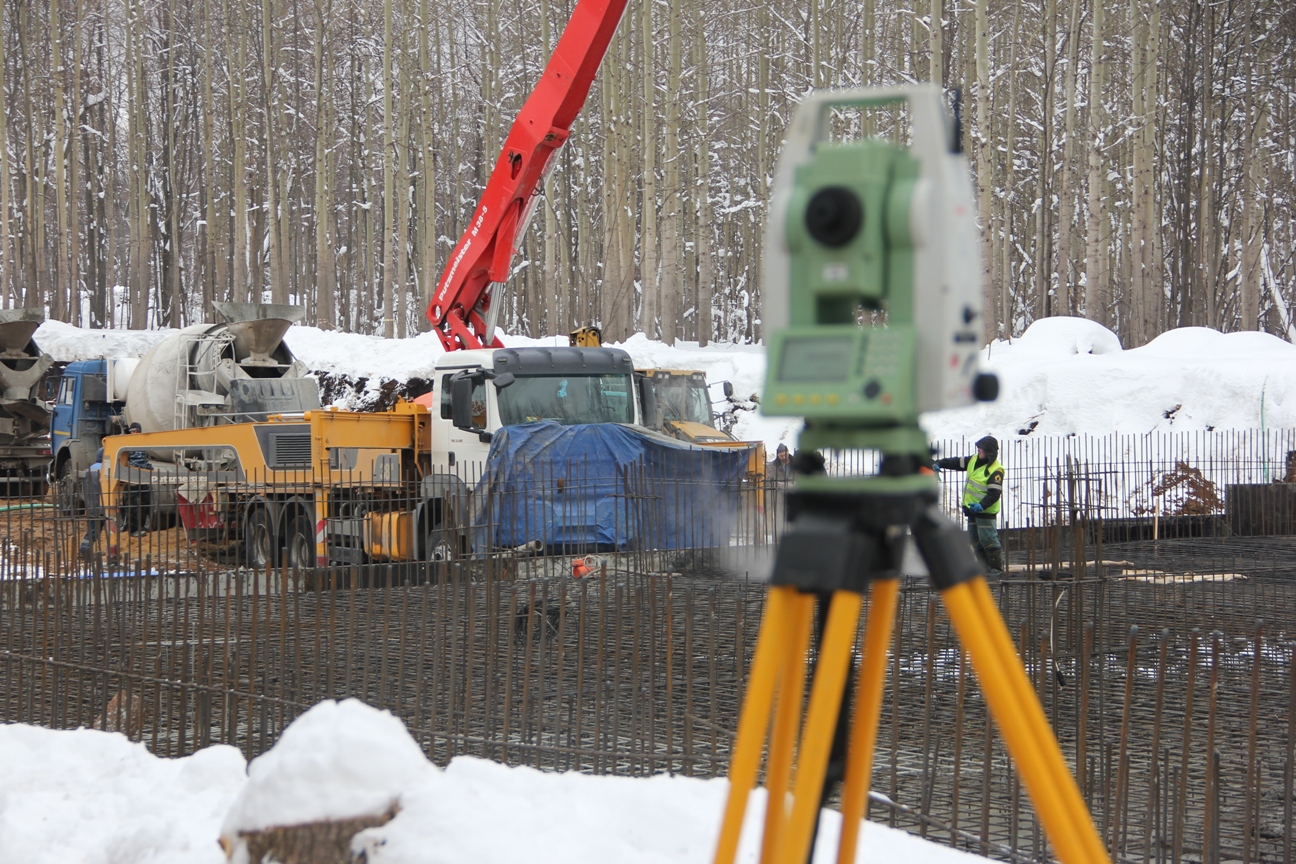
1084,0,1106,325
600,34,622,340
101,0,118,325
69,0,84,324
1142,0,1161,337
380,0,395,337
231,1,251,303
974,0,995,342
163,0,184,327
395,97,411,339
694,0,713,346
263,0,286,305
52,0,71,320
417,0,435,333
313,0,335,329
201,0,224,319
639,0,657,339
127,0,149,328
1198,3,1217,330
1055,0,1081,317
1032,0,1056,322
0,2,14,306
658,0,681,345
1000,2,1021,335
928,0,943,84
1239,92,1266,329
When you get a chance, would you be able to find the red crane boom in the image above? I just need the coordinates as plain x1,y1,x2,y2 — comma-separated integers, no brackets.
427,0,628,351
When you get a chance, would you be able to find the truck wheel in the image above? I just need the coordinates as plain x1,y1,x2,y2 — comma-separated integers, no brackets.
245,508,275,569
285,515,315,570
423,518,457,563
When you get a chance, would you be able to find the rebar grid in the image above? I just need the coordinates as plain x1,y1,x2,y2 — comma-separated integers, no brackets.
2,427,1296,864
2,556,1291,864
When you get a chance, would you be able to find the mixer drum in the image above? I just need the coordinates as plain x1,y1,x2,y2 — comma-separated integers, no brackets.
123,304,319,435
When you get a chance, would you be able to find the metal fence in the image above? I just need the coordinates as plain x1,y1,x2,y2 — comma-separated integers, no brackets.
3,559,1294,861
2,430,1296,862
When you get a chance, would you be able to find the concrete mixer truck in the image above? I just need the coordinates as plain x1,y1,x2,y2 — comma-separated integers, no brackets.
0,309,56,492
50,302,320,492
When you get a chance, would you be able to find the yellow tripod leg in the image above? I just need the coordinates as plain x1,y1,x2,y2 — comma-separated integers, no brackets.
776,590,864,864
760,590,816,863
714,585,799,864
835,578,900,864
964,577,1111,864
941,578,1110,864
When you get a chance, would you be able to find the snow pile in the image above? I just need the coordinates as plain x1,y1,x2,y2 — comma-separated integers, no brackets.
33,316,1296,453
357,756,988,864
0,723,245,864
928,318,1296,440
220,699,433,843
2,699,987,864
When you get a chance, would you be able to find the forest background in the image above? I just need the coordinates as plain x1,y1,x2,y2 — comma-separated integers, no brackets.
0,0,1293,348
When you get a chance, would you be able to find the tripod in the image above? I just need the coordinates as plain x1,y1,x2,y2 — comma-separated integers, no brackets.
713,479,1110,864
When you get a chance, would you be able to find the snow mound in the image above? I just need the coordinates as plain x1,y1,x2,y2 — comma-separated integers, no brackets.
1003,316,1124,358
0,698,988,864
0,723,245,864
34,319,174,361
357,755,988,864
926,320,1296,440
220,699,434,839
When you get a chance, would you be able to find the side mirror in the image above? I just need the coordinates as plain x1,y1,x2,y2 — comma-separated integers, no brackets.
639,379,658,429
493,372,515,390
450,375,477,431
722,381,734,400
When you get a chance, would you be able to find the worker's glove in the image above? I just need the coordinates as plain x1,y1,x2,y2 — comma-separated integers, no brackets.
967,502,984,514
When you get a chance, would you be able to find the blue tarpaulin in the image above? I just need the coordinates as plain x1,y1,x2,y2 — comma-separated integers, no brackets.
473,422,752,551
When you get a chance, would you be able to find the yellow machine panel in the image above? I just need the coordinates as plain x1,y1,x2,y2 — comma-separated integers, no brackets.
365,510,413,561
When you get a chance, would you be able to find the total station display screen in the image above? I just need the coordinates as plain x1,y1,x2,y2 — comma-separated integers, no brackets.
779,336,855,382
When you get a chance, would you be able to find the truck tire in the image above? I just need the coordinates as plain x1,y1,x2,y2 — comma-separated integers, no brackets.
423,517,458,563
285,515,315,571
245,508,275,570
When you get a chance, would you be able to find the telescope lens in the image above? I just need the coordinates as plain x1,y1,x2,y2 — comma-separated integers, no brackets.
805,186,863,248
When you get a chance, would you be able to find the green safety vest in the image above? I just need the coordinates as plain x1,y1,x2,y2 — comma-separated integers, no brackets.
962,457,1004,516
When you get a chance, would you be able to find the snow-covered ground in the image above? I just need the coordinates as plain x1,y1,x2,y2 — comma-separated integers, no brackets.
0,700,986,864
36,316,1296,456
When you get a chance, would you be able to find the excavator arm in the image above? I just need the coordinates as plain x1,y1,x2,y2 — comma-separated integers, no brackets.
427,0,628,351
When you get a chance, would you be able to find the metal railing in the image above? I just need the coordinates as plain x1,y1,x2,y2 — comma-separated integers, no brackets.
2,430,1295,862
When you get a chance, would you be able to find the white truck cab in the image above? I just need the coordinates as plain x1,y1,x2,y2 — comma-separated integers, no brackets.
427,346,649,477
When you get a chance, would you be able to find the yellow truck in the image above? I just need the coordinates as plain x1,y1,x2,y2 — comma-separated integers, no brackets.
102,401,432,568
99,344,656,568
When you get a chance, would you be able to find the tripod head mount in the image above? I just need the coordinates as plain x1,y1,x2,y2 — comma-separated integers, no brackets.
760,86,997,461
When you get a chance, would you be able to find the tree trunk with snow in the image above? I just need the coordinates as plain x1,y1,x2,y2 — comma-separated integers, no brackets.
974,0,994,342
1083,0,1106,326
639,0,658,340
1055,0,1082,318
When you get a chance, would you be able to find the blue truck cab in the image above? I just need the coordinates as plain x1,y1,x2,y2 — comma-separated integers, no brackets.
50,359,126,485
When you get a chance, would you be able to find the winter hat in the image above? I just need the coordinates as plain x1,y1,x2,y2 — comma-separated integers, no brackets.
776,443,789,455
975,436,998,460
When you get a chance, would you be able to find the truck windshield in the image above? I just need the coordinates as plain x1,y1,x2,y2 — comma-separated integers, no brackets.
656,378,712,425
497,374,635,426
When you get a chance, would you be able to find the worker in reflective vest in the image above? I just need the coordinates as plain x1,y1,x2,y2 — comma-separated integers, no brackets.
936,435,1005,577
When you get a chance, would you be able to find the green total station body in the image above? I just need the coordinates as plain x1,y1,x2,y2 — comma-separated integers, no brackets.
761,85,997,492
